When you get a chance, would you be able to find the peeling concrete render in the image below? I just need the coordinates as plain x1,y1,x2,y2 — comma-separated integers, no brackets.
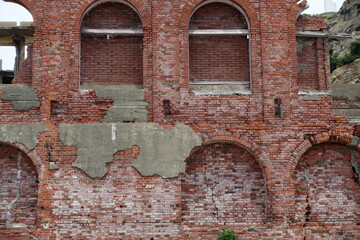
0,85,40,110
59,123,202,178
81,85,148,122
0,123,45,149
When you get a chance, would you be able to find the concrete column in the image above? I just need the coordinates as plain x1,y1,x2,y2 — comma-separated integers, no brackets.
13,35,26,75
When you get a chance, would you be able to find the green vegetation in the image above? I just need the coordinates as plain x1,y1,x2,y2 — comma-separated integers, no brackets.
330,40,360,72
300,13,332,20
217,229,237,240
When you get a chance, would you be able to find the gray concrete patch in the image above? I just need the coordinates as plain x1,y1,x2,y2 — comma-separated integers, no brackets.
0,123,45,149
0,85,40,110
332,84,360,100
299,95,322,101
59,123,202,178
81,85,148,122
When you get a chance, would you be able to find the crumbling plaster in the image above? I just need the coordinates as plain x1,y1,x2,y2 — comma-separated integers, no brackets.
0,123,45,149
0,85,40,110
59,122,202,178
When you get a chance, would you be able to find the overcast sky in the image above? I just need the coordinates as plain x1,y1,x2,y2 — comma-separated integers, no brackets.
0,0,346,70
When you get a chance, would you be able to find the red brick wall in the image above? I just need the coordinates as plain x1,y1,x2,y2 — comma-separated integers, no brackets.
189,2,250,82
80,2,143,85
294,144,360,226
0,0,358,239
190,36,250,82
297,37,320,90
182,143,266,236
0,144,38,227
189,2,248,30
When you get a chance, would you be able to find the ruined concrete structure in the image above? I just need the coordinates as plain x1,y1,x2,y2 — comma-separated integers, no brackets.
0,0,359,239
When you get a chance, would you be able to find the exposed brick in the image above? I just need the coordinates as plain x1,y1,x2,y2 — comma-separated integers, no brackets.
0,0,358,239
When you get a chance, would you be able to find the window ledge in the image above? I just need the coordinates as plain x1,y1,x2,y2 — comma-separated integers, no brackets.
298,90,331,95
190,81,251,96
189,29,249,36
298,90,331,101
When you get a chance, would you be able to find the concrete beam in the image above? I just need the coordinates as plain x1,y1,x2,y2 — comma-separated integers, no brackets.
0,36,33,46
0,26,34,37
81,28,143,36
296,30,352,39
189,29,249,35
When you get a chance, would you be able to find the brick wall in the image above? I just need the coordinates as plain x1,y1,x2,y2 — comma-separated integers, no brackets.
0,0,359,239
80,2,143,85
297,37,320,90
189,2,250,82
294,143,360,225
189,35,250,82
189,2,248,29
0,144,38,227
182,143,266,236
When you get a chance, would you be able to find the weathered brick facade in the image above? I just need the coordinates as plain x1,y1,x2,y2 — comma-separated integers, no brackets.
0,0,359,239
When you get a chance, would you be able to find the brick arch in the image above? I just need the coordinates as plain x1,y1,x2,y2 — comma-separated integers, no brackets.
195,135,273,176
181,0,259,30
182,138,268,235
0,141,45,179
292,143,360,229
289,129,358,174
0,141,41,228
288,0,308,22
75,0,150,30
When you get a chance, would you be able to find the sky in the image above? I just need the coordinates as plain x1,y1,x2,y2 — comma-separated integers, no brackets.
0,0,346,70
304,0,345,14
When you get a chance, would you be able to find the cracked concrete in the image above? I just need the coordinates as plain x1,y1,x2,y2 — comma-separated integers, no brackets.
59,122,202,178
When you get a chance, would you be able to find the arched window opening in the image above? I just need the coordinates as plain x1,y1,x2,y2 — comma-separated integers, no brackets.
0,1,34,84
80,1,143,85
181,143,266,237
188,2,251,95
294,144,360,230
0,144,38,229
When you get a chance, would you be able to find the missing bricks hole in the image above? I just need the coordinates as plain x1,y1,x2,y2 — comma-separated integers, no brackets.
274,98,283,118
163,100,172,115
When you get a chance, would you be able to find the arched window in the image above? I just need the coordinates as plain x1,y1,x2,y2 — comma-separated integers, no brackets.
188,2,251,94
0,1,33,84
80,1,143,85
